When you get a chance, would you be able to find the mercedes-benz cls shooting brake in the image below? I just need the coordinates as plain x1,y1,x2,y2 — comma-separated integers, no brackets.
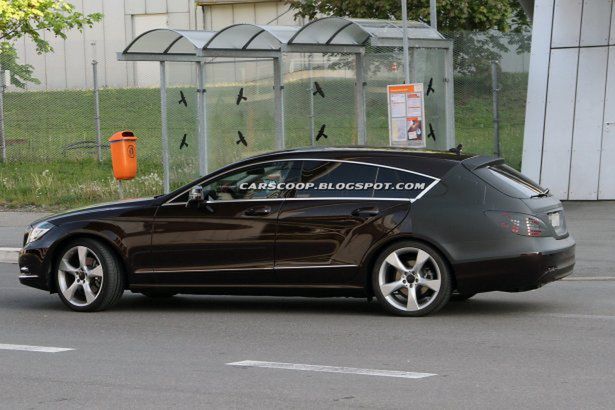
19,147,575,316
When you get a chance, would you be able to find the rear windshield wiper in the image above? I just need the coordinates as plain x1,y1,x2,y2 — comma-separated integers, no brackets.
531,188,550,198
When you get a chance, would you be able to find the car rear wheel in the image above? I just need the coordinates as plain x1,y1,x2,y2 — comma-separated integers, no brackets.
55,238,124,312
372,241,452,317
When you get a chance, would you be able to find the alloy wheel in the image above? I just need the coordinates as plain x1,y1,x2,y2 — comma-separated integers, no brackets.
377,247,442,312
57,246,104,307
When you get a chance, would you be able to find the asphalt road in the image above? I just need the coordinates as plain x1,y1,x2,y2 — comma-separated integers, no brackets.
1,264,614,409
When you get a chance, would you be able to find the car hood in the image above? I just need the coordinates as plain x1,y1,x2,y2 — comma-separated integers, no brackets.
32,197,157,226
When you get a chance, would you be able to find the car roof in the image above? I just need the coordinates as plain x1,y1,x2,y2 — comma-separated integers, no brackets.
247,146,474,162
226,146,474,178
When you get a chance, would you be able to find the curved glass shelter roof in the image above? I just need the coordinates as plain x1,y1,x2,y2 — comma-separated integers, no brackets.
203,24,298,50
119,16,450,61
122,29,215,57
288,16,371,46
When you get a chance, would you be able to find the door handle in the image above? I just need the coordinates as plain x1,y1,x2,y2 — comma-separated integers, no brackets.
351,207,380,217
244,206,272,216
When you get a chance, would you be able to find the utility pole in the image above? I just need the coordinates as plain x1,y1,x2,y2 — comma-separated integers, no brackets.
0,68,6,162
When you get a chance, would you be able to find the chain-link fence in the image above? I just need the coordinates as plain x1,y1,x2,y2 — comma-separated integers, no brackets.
0,28,530,190
451,29,531,170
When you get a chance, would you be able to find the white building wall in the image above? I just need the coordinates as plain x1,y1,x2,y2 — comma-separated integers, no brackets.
7,0,292,91
522,0,615,200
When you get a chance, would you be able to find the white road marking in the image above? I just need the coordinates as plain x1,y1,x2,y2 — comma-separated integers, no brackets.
227,360,436,379
546,313,615,321
0,343,74,353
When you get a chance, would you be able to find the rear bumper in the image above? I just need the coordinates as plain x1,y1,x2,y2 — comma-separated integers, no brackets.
453,236,575,294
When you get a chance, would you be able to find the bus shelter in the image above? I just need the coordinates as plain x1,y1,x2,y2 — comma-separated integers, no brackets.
118,17,454,193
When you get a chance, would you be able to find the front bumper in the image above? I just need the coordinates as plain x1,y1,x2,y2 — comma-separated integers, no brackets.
453,235,576,295
18,226,66,292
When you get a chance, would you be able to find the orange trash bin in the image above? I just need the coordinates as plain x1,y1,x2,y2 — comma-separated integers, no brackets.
108,130,138,180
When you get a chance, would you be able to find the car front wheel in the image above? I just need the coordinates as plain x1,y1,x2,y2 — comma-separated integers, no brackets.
55,238,124,312
372,241,452,317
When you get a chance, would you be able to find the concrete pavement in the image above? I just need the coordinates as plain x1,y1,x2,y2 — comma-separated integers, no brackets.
1,263,614,409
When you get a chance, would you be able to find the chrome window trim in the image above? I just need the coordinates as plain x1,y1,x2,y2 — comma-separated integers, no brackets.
163,157,440,206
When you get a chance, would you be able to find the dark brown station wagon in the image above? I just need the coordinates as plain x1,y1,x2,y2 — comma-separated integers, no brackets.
19,147,575,316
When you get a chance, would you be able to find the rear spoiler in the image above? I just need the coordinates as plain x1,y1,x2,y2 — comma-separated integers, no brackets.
461,156,505,171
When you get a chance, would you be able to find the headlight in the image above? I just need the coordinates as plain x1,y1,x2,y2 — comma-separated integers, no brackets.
25,221,55,245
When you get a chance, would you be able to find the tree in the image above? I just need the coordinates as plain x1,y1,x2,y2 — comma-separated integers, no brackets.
286,0,530,32
287,0,531,82
0,0,102,87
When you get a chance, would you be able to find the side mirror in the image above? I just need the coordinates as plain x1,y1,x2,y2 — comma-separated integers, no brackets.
187,186,204,208
187,186,215,212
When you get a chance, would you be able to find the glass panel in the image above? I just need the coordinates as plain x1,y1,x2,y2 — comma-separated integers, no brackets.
166,62,199,190
205,59,277,171
284,52,357,147
365,46,449,151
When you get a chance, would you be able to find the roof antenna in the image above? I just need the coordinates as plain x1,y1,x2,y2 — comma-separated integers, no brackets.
448,144,463,155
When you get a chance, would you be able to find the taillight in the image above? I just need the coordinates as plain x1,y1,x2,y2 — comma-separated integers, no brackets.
485,211,550,237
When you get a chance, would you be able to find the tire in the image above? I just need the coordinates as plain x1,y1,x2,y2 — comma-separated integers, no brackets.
140,291,178,298
371,240,452,317
450,291,476,302
55,238,124,312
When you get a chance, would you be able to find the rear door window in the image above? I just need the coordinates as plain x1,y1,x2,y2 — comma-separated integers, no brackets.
293,161,378,198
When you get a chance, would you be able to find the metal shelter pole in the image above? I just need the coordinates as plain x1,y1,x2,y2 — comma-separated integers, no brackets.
491,61,501,157
273,55,285,150
444,44,456,149
196,62,208,175
355,52,367,145
401,0,411,84
160,61,170,194
308,54,315,145
430,0,438,30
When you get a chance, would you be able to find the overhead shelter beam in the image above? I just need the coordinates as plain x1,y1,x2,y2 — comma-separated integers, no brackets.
282,44,365,54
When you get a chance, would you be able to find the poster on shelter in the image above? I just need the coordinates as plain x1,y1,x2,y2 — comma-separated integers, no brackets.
387,83,426,148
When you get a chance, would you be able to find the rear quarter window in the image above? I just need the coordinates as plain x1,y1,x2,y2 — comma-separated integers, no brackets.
374,167,437,200
475,164,547,198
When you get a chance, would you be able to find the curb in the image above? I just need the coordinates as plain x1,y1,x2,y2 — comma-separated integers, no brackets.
0,248,20,264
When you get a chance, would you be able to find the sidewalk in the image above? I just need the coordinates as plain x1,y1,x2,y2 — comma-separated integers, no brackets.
0,202,613,277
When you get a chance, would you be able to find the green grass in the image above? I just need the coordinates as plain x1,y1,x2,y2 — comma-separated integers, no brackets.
0,159,163,210
1,73,528,209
